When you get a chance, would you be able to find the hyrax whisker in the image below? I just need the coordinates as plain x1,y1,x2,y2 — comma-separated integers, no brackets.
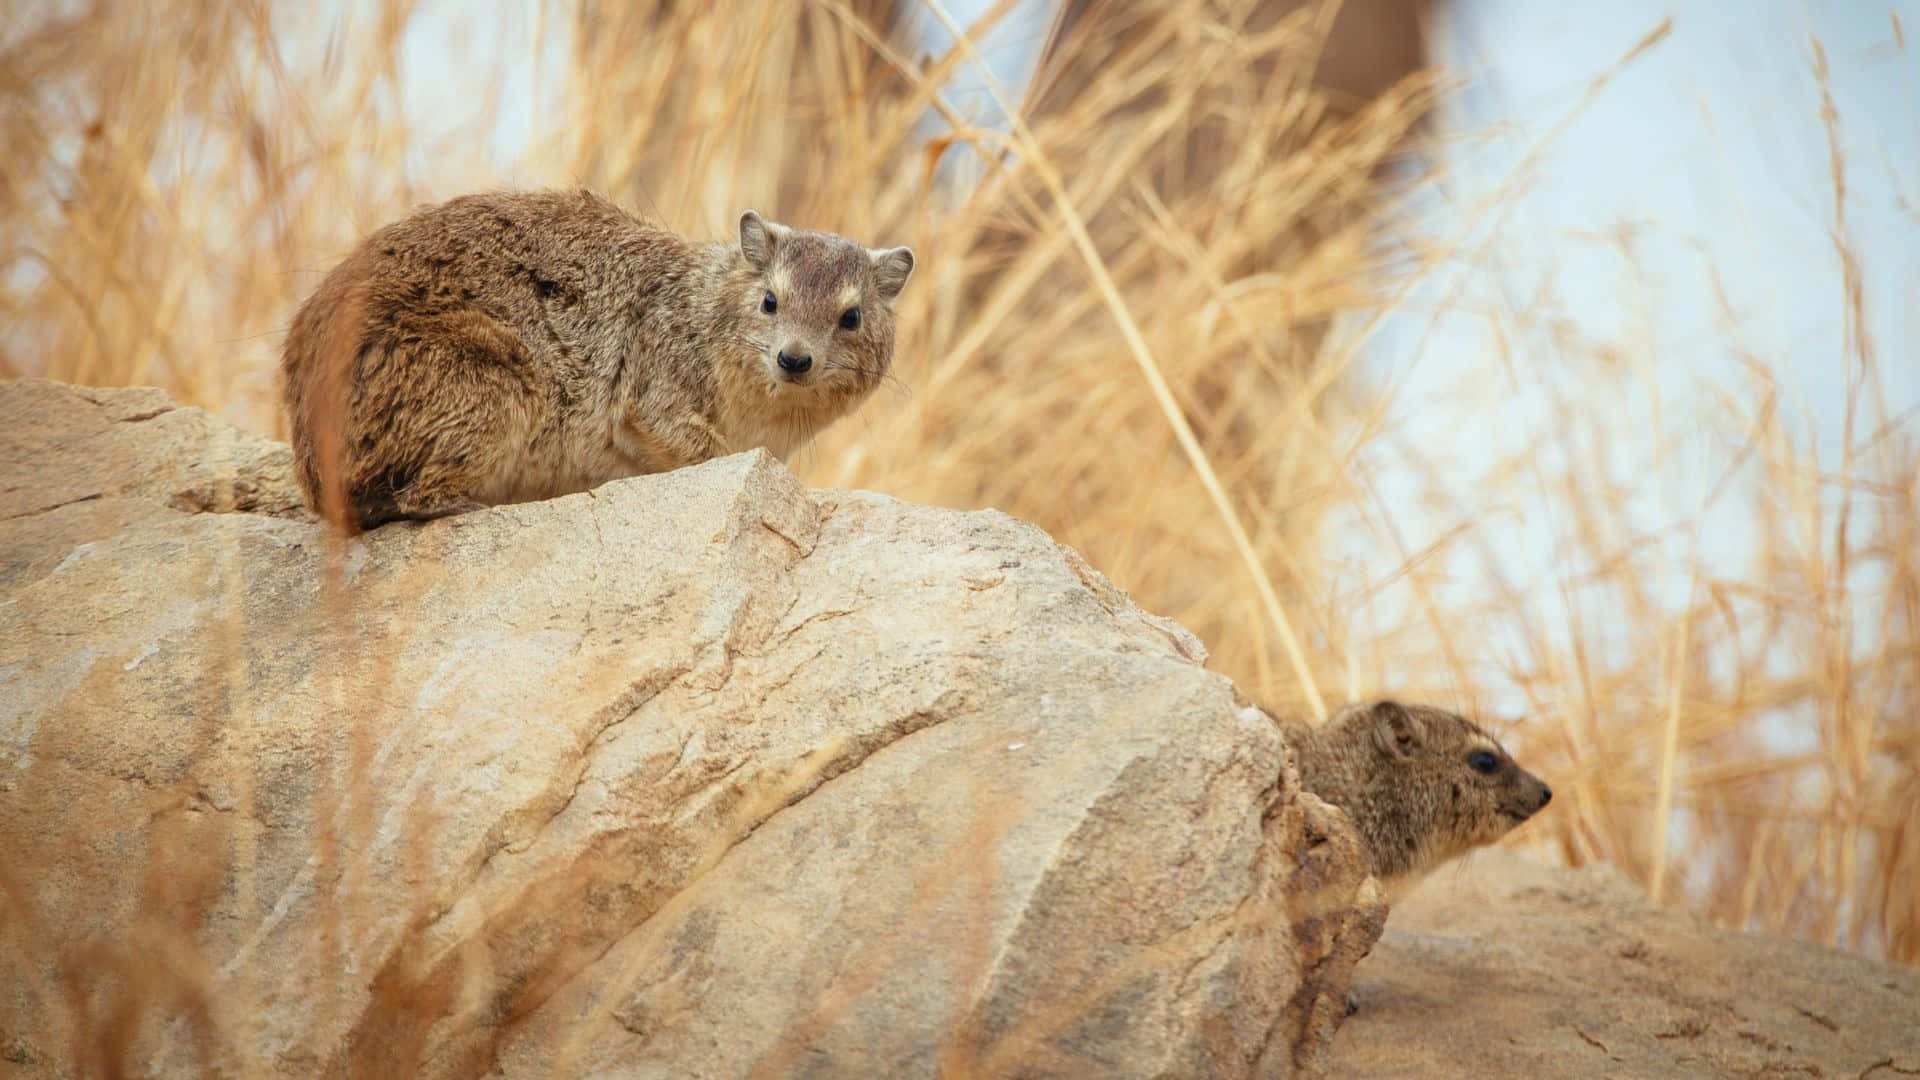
823,359,910,394
280,189,916,531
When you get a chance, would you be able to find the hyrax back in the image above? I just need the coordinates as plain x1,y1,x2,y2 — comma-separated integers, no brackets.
280,189,915,530
1280,700,1552,902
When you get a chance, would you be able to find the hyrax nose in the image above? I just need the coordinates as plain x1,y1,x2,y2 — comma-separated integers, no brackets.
1537,782,1553,808
777,350,813,374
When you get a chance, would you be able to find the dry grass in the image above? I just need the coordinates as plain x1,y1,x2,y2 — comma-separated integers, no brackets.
2,0,1915,1072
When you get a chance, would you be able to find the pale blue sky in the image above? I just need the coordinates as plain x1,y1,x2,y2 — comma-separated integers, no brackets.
1345,2,1917,705
1382,0,1916,461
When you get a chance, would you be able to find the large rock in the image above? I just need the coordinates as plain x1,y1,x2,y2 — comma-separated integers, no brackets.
1333,848,1920,1077
0,380,1382,1078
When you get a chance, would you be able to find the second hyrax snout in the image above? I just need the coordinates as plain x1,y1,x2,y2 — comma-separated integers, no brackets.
1283,699,1555,902
1446,733,1552,825
1363,699,1553,852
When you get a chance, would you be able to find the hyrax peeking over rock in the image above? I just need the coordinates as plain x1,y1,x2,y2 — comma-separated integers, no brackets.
280,188,914,530
1278,699,1553,903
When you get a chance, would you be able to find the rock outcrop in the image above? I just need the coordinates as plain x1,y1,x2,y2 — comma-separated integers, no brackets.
9,380,1914,1079
0,380,1382,1078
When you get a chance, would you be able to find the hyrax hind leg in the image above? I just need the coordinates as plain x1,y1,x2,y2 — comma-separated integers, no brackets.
343,310,547,528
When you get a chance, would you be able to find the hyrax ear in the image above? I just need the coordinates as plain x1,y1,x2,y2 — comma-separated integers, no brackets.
867,245,915,301
1369,700,1422,758
739,210,787,271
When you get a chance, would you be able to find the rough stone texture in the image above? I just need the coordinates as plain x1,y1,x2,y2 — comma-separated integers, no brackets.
0,380,309,525
1333,848,1920,1077
0,380,1382,1079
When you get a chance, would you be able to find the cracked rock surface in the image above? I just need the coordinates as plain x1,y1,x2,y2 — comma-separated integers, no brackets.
0,381,1382,1078
1332,848,1920,1077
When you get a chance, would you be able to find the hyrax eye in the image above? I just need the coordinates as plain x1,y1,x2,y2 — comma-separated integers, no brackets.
1468,751,1500,775
762,291,778,314
839,307,861,331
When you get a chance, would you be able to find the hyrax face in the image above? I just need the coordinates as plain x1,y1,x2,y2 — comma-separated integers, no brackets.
1349,700,1553,888
736,210,914,403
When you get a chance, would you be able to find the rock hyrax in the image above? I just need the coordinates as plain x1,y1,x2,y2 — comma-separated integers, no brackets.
280,188,915,530
1280,699,1553,902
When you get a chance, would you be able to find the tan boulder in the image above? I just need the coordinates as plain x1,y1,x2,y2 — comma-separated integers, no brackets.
0,380,1382,1078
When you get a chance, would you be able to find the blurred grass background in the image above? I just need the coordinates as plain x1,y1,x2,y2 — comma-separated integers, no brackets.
1,0,1912,993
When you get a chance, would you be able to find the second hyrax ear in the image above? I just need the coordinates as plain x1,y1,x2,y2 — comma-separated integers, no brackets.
1370,700,1421,758
739,210,785,271
868,245,915,301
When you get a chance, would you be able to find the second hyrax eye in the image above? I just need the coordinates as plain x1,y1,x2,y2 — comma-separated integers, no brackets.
762,291,778,314
839,307,861,331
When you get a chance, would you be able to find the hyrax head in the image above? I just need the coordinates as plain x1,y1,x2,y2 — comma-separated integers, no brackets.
736,210,914,400
1336,699,1552,892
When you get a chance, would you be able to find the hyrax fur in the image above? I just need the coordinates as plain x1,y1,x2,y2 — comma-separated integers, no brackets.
280,188,915,530
1280,699,1552,903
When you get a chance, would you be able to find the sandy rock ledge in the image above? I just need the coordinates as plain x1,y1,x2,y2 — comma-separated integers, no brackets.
1333,848,1920,1078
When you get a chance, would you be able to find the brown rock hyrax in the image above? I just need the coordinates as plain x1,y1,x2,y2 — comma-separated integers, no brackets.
1279,699,1552,902
280,188,915,530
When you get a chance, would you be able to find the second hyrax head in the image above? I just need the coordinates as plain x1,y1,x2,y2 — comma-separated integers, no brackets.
735,210,914,400
1329,700,1552,894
